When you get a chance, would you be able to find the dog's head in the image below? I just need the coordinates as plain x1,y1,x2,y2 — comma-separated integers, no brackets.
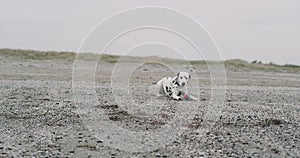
176,72,191,87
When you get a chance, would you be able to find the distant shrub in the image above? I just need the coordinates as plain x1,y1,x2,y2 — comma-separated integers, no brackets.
0,48,299,73
283,64,300,68
0,48,75,61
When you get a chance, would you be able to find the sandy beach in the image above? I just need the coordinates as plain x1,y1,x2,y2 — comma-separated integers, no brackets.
0,53,299,157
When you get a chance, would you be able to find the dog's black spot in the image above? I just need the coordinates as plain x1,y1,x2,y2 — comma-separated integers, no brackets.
165,86,171,93
172,80,180,86
178,91,183,96
164,86,173,96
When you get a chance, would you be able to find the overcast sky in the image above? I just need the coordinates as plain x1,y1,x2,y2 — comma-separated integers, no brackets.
1,0,300,65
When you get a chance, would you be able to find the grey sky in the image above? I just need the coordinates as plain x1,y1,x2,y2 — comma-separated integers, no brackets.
1,0,300,64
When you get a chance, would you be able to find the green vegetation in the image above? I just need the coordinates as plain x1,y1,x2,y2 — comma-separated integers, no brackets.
0,48,75,61
224,59,300,73
1,48,299,73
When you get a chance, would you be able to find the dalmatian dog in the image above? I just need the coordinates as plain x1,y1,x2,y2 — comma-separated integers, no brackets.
156,72,198,101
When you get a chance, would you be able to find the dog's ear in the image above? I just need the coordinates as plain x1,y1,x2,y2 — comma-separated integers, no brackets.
177,72,180,77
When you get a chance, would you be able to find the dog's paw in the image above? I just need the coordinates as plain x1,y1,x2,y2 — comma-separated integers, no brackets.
189,95,198,101
157,93,165,97
173,96,182,101
192,97,199,101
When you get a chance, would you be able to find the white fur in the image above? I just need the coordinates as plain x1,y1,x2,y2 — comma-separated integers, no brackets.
156,72,197,101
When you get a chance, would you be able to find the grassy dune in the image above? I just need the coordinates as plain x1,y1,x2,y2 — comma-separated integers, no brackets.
0,49,75,61
1,48,299,73
224,59,300,73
